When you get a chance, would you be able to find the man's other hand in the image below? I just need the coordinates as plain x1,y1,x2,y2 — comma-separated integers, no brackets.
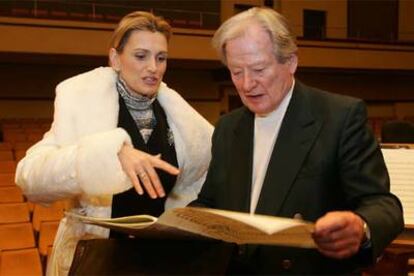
312,211,365,259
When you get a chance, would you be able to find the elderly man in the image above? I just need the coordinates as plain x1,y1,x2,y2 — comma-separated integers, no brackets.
191,7,403,274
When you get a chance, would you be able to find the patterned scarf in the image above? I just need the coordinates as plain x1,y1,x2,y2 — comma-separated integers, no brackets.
116,77,156,143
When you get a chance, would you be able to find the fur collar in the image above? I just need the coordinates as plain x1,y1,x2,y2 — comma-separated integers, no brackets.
54,67,213,207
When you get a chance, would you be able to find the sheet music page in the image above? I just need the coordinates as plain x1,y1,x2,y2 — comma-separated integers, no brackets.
205,208,308,234
382,148,414,225
158,207,315,248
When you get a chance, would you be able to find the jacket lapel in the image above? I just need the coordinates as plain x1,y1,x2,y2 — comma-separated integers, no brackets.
228,108,255,212
255,82,322,216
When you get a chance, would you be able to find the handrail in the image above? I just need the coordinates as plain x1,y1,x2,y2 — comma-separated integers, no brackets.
0,0,220,29
381,143,414,149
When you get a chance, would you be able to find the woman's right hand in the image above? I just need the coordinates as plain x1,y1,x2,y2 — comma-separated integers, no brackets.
118,144,179,198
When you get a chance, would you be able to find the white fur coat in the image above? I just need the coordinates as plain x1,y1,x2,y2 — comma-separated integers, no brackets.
15,67,213,275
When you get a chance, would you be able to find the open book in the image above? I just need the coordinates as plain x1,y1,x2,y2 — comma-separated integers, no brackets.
67,207,315,248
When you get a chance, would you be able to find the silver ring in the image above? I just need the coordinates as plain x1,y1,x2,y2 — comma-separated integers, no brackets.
138,172,147,179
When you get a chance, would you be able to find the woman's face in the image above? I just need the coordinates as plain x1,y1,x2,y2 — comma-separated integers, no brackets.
110,30,168,97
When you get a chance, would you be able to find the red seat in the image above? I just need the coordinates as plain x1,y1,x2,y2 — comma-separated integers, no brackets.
0,173,15,186
0,186,24,203
32,202,64,232
14,149,26,162
0,143,12,151
38,221,59,257
0,248,43,276
0,203,30,224
0,150,14,161
0,222,35,250
0,161,16,173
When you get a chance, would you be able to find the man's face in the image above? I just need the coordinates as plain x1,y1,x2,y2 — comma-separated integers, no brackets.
225,23,297,116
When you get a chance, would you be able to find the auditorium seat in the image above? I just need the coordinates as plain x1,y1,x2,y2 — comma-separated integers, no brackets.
26,131,44,143
0,222,35,250
21,122,42,130
40,122,51,132
3,131,27,144
0,150,14,161
0,186,24,203
381,120,414,143
0,248,43,276
0,173,15,186
0,160,16,173
27,134,43,143
27,201,35,213
408,258,414,272
13,141,34,151
0,142,12,151
32,202,64,232
0,202,30,224
14,149,26,162
1,122,21,129
188,20,202,27
38,221,59,257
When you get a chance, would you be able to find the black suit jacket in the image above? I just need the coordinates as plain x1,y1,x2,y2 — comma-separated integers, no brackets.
192,81,404,274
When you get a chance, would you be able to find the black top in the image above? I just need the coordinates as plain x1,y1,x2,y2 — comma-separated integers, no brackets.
110,96,178,238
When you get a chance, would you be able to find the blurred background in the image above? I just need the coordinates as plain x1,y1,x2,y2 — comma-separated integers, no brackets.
0,1,414,274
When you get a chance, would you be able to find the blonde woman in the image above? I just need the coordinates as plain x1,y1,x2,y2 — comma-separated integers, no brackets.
16,11,213,275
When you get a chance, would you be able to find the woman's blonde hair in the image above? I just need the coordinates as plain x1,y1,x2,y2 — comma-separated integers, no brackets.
212,7,297,64
110,11,172,52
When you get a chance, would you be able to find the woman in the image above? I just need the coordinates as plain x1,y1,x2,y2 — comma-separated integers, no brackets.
15,11,213,275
